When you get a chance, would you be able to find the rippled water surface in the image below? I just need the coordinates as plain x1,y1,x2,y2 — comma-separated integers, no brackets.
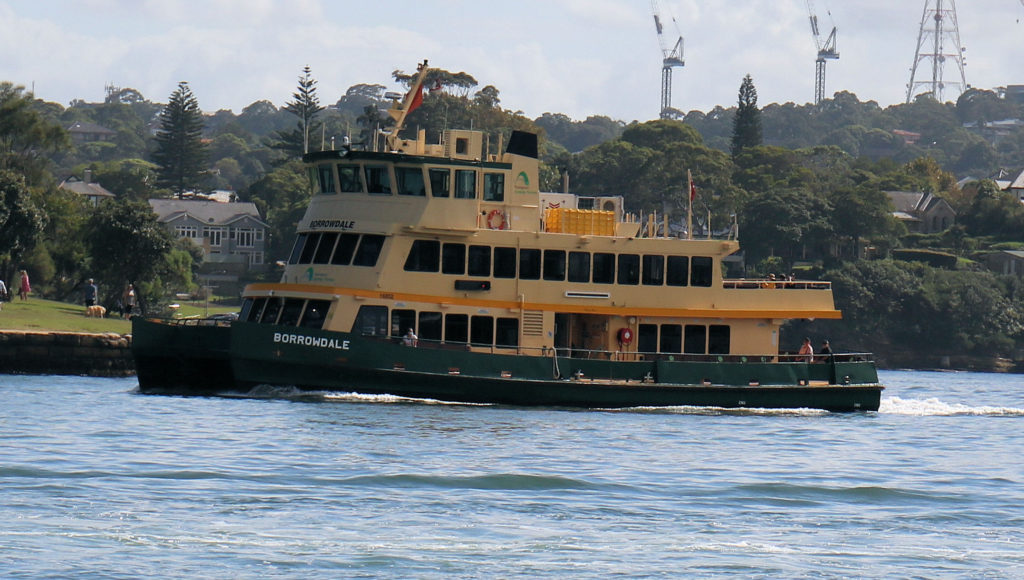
1,370,1022,578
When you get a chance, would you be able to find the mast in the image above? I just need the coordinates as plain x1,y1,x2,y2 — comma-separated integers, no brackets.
385,60,432,151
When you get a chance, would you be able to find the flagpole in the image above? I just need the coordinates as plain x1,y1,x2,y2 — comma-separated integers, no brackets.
687,169,693,240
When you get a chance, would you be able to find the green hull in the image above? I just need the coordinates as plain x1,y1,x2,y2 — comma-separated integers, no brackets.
132,318,883,411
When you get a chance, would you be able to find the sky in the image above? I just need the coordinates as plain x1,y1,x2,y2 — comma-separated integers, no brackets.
2,0,1024,122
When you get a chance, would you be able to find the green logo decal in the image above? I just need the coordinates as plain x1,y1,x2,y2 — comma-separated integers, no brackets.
306,267,315,281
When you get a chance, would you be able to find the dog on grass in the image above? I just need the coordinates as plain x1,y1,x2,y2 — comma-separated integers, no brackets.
85,304,107,317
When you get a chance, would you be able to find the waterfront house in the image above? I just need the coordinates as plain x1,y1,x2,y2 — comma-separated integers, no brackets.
885,191,957,234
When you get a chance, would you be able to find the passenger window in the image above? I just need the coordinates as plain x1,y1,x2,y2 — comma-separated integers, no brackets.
684,324,706,354
429,168,450,197
667,256,689,286
637,324,658,353
493,247,516,278
418,311,443,341
354,305,388,336
313,232,338,264
391,309,416,338
708,325,730,355
470,316,494,346
642,255,665,286
592,253,615,284
331,233,360,265
442,243,466,275
617,254,640,285
568,252,590,283
300,300,330,329
338,165,362,192
279,298,305,326
364,165,391,194
445,314,469,343
455,170,476,199
691,256,713,287
352,235,385,267
260,298,283,324
496,318,519,348
659,324,682,353
483,173,505,202
404,240,440,272
543,250,566,281
519,249,541,280
468,245,491,277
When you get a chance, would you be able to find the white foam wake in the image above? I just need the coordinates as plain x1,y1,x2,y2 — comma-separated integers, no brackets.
880,396,1024,416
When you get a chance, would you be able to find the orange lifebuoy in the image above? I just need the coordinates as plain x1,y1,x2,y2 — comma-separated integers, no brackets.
487,209,507,230
617,327,633,345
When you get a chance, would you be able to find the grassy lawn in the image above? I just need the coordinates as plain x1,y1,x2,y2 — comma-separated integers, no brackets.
0,297,239,333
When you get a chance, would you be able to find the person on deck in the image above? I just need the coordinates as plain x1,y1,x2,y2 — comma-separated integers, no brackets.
798,337,813,363
818,339,832,362
403,328,418,347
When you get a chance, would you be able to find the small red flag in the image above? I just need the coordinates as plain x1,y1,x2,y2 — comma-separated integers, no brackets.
406,84,424,115
690,181,697,202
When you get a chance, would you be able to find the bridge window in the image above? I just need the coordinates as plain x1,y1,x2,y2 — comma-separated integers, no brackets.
617,254,640,285
455,169,476,199
288,233,308,265
593,253,615,284
243,298,265,322
643,255,665,286
313,232,337,264
260,298,283,324
690,256,713,287
494,247,517,278
299,232,321,264
300,300,330,329
317,165,335,194
429,168,450,197
364,165,391,194
520,249,541,280
279,298,305,326
338,165,361,192
352,234,385,267
404,240,440,272
483,173,505,202
442,243,466,275
568,252,590,283
543,250,566,281
396,166,426,196
330,233,360,265
667,256,689,286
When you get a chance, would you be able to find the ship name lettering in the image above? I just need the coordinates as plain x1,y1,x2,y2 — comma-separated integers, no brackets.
273,332,350,350
308,219,355,230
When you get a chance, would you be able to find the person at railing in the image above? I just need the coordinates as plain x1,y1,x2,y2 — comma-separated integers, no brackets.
403,328,418,347
798,337,813,363
818,339,832,363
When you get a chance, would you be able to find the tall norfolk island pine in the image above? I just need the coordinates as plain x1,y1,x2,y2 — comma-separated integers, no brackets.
731,74,762,157
152,82,208,197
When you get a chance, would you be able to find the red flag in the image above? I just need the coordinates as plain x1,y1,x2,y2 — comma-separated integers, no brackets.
406,84,424,115
690,181,697,202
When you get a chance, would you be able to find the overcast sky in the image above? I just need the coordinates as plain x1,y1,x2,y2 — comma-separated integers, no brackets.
3,0,1023,122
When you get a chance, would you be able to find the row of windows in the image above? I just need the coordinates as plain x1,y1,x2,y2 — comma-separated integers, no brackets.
354,305,520,348
637,323,730,355
174,225,263,248
288,232,386,267
404,240,714,287
315,163,507,201
241,297,331,329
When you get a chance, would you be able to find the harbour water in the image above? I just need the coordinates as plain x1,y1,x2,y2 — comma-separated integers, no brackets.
1,370,1022,578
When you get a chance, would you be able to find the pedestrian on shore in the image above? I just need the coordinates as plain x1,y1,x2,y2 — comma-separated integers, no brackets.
124,283,137,318
18,270,30,301
0,278,7,310
84,279,98,307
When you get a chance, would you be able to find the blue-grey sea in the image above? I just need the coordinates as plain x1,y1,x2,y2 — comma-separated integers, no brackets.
1,370,1022,578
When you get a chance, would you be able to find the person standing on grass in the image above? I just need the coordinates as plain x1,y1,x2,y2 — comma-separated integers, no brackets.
18,270,30,300
84,279,98,307
0,278,7,310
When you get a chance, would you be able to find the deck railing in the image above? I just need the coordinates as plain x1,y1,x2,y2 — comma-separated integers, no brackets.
723,279,832,290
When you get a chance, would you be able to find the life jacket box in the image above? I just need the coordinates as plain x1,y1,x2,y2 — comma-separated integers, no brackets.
545,208,615,236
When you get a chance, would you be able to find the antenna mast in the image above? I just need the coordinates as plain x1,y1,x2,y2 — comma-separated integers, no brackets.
651,0,685,119
806,1,839,105
906,0,968,103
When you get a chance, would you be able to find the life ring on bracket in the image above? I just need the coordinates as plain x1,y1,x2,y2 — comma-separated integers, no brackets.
486,209,507,230
617,327,633,345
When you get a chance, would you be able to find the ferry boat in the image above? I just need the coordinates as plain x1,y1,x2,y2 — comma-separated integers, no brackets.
132,61,883,412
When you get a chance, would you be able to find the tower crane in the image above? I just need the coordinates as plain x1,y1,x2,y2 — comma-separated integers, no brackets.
806,0,839,105
652,0,685,119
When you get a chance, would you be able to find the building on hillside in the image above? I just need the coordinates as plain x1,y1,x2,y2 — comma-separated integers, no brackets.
983,250,1024,278
998,168,1024,202
67,121,117,144
59,170,116,206
148,198,269,294
885,191,957,234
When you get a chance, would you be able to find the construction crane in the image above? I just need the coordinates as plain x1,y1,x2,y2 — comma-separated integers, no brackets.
806,0,839,105
651,0,685,119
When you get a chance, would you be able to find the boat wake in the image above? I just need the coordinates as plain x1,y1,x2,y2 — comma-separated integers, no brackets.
227,385,489,406
879,396,1024,416
607,405,828,417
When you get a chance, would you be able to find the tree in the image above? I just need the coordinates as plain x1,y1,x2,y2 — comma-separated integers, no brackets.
0,82,70,183
275,65,324,157
86,198,176,312
731,75,762,157
152,82,208,196
0,170,45,281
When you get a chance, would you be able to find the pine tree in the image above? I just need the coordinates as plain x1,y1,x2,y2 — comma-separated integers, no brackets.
731,74,762,157
152,81,208,197
274,66,324,157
